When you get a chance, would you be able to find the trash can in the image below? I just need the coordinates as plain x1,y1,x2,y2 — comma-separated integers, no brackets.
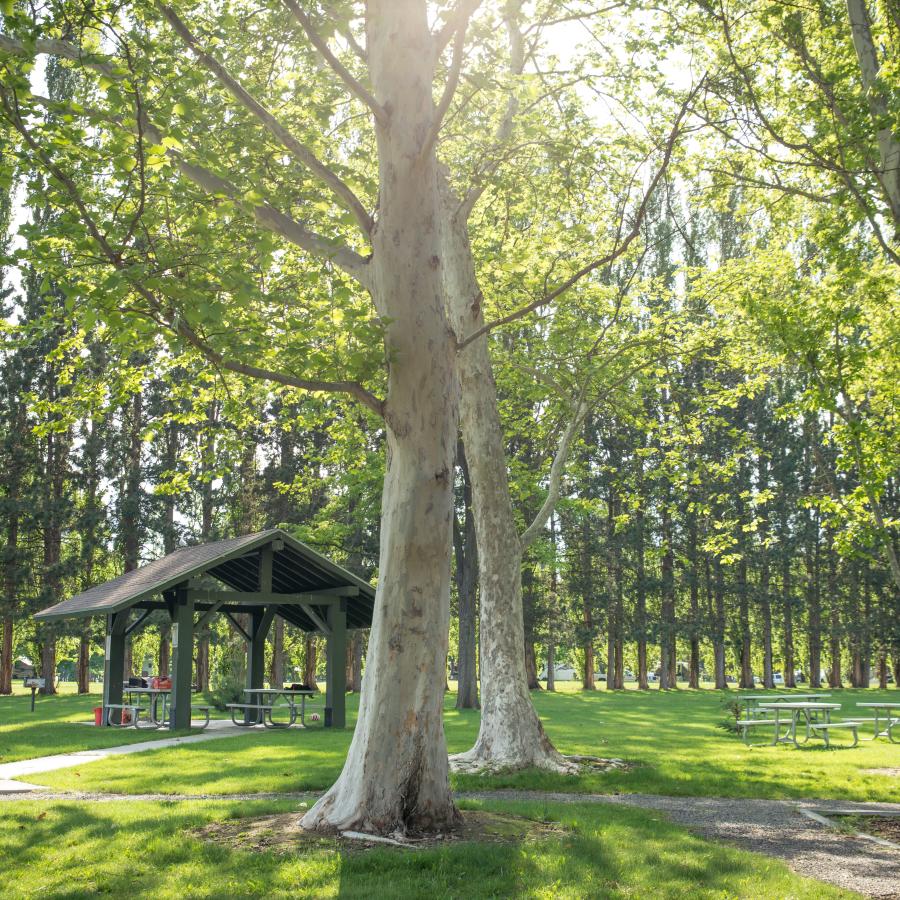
94,706,104,726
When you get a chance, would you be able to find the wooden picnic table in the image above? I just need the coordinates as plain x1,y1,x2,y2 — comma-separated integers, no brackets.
855,703,900,742
757,702,841,747
227,688,316,728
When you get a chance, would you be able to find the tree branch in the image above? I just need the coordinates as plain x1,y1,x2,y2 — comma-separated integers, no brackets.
434,0,483,53
520,387,590,550
458,0,525,219
155,2,374,235
458,78,705,349
0,33,117,78
1,90,385,418
420,2,476,162
280,0,387,125
7,73,371,285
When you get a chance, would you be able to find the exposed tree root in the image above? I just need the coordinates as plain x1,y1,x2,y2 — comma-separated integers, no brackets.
448,751,631,775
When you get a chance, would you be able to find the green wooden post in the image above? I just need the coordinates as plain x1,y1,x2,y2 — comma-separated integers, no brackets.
325,600,347,728
102,612,127,725
243,544,275,723
169,587,194,730
245,607,276,723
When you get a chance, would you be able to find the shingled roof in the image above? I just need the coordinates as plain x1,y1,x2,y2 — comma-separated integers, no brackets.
34,528,375,631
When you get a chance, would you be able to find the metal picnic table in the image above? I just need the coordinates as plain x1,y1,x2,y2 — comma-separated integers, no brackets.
122,685,171,728
738,693,830,716
228,688,316,728
855,703,900,742
757,702,841,747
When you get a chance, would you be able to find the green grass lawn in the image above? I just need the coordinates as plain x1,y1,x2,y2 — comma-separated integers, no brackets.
0,796,852,899
0,684,202,765
3,684,891,897
17,685,899,802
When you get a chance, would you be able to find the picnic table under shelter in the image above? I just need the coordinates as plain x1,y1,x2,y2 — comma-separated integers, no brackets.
34,529,375,730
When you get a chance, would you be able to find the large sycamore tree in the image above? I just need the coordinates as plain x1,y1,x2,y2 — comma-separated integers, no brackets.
438,3,701,771
1,0,473,835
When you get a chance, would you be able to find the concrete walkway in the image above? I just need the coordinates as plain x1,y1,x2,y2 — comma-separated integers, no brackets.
0,719,258,793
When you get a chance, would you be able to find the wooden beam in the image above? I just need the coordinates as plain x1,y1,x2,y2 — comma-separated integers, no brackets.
259,543,274,593
194,599,224,631
102,611,128,723
300,603,331,636
185,589,353,605
169,588,194,730
311,585,359,597
125,607,154,636
224,611,251,642
325,601,347,728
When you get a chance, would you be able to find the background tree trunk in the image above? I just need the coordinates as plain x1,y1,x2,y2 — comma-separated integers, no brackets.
0,618,12,695
712,556,727,689
76,629,91,693
347,630,364,693
304,636,318,690
453,442,479,709
783,554,796,687
635,484,648,689
442,180,571,774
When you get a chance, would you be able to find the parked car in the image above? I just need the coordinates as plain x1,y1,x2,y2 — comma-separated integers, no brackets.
794,670,807,683
624,669,636,682
772,672,784,685
647,671,659,682
538,664,578,682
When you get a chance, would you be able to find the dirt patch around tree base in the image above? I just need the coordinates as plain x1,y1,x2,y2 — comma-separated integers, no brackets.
192,809,567,854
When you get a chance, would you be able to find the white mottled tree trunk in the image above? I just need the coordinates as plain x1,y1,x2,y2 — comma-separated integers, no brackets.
301,0,460,834
441,191,573,773
846,0,900,231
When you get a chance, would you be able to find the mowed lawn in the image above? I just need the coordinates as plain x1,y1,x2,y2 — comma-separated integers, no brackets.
9,684,898,802
0,796,852,899
0,683,201,764
1,684,891,898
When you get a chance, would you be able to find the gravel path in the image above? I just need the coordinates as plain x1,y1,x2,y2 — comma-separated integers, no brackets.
2,786,898,897
461,790,900,898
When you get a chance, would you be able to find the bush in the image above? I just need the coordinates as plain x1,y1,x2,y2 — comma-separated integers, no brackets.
205,643,246,711
718,695,742,733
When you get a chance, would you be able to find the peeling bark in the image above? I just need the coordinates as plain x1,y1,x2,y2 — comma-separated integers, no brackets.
441,185,572,775
301,0,461,832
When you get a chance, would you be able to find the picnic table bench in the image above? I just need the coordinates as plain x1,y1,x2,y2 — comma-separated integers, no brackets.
854,703,900,742
736,717,779,746
105,702,146,728
807,720,861,748
227,688,316,728
117,686,211,729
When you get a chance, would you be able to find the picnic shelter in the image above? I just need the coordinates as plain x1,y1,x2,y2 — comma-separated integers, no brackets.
34,529,375,730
